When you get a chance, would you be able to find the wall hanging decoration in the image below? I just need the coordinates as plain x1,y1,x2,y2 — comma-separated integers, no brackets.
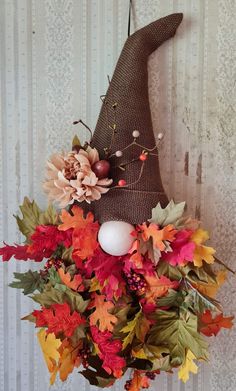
0,11,234,391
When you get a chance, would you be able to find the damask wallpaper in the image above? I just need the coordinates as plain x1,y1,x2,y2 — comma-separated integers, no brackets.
0,1,235,390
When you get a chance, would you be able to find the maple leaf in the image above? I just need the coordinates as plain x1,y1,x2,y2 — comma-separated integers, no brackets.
149,309,208,366
193,270,227,298
49,339,82,385
162,230,195,266
86,249,126,300
37,329,61,373
149,200,186,226
27,225,72,260
200,310,234,336
33,302,86,337
121,310,151,349
15,198,58,240
141,223,177,251
9,270,44,295
89,293,117,332
191,229,215,267
129,371,150,391
58,268,84,292
144,274,179,304
178,350,198,383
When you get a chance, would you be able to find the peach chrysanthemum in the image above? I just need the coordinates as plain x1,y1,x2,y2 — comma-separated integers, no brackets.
43,147,112,208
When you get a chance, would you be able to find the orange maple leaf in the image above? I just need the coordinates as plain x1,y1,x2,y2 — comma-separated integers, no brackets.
129,370,150,391
58,268,84,292
89,293,117,332
141,223,177,251
145,273,179,303
58,205,97,231
200,310,234,336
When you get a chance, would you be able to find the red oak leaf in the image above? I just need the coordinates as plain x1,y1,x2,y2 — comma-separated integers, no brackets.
33,302,86,337
90,326,126,378
162,230,195,266
200,310,234,337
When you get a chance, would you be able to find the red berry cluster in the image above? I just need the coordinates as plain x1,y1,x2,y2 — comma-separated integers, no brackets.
125,270,147,295
44,258,62,271
145,371,156,380
78,346,90,368
124,380,132,390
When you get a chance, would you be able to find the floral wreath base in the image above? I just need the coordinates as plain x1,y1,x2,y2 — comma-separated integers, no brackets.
0,194,234,390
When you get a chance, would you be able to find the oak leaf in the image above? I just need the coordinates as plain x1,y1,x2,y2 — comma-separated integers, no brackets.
58,268,84,292
200,310,234,336
89,294,117,332
129,371,150,391
141,223,177,251
121,311,151,349
58,205,97,231
194,270,227,298
178,350,198,383
191,229,215,267
149,200,186,226
145,274,179,303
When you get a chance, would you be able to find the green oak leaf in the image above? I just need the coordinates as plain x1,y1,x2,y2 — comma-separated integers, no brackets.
148,309,208,366
149,200,186,226
14,197,59,240
9,270,45,295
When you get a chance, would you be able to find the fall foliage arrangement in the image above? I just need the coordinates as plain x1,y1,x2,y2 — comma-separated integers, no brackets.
0,12,234,391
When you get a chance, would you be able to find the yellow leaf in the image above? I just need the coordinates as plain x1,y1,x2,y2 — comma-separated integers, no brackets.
89,277,102,292
191,229,216,267
178,350,198,383
195,270,227,298
37,329,61,373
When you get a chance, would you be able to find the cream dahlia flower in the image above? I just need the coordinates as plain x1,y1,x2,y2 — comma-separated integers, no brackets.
43,147,112,208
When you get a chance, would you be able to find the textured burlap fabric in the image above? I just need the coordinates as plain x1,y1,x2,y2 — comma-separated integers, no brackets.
86,13,183,224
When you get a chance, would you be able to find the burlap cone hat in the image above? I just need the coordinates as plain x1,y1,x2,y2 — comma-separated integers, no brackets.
89,13,183,224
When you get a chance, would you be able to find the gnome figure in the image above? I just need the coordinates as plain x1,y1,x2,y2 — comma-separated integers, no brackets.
87,13,183,256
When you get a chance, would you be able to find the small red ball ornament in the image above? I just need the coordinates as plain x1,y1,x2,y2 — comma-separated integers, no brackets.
91,160,110,179
139,153,147,161
118,179,127,187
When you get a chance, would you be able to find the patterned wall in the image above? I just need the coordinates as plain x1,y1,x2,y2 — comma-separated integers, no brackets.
0,1,235,390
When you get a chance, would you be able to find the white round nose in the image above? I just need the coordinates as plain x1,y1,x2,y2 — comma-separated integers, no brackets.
98,221,135,256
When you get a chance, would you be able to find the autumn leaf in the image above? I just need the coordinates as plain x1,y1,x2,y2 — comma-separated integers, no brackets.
0,243,37,262
149,200,186,226
162,230,195,267
178,350,198,383
58,268,84,292
33,302,86,337
89,293,117,332
50,339,82,385
191,229,215,267
121,310,151,349
37,329,61,373
141,223,177,251
14,197,59,241
129,371,150,391
200,310,234,336
9,270,45,295
58,205,97,231
193,270,227,298
145,274,179,303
